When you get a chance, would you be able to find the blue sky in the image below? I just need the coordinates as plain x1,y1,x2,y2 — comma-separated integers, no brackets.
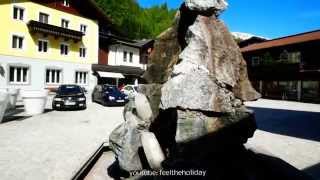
137,0,320,39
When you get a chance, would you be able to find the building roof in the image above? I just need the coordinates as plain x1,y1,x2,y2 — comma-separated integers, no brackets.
92,64,145,76
241,29,320,53
115,39,154,49
100,33,154,49
30,0,116,32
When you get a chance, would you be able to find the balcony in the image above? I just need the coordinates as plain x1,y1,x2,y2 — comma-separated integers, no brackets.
27,20,84,42
300,63,320,72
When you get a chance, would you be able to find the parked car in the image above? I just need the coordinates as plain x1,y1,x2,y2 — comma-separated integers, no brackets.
52,85,86,110
92,85,129,106
121,85,138,97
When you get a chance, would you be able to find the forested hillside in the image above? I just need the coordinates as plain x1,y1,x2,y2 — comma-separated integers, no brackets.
95,0,177,39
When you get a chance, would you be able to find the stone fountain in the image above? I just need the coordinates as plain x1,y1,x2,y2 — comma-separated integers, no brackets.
107,1,312,180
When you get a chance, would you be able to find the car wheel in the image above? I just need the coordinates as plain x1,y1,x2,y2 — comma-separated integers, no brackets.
81,106,86,110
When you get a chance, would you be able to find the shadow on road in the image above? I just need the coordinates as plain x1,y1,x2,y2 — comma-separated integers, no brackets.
2,108,53,124
249,107,320,142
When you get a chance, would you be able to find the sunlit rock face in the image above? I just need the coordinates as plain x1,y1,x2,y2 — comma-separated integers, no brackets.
142,14,181,84
160,14,260,113
109,0,261,177
185,0,228,12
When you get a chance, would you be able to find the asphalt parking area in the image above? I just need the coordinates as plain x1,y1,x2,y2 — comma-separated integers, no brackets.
0,102,124,180
245,99,320,180
0,98,319,180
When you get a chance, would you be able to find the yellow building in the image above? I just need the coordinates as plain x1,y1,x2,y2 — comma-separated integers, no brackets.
0,0,109,92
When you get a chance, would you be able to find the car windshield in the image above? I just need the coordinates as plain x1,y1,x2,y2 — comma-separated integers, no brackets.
58,85,82,95
103,85,118,92
103,85,124,96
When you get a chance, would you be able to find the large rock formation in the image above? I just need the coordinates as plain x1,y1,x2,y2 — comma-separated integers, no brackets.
185,0,228,12
108,1,271,179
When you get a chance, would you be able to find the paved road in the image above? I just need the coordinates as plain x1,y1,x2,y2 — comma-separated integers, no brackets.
1,98,319,180
245,99,320,180
0,102,124,180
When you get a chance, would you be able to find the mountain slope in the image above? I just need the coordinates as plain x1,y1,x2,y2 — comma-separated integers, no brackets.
232,32,268,42
95,0,176,39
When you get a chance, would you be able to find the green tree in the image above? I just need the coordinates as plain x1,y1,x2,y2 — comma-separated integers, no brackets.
95,0,177,39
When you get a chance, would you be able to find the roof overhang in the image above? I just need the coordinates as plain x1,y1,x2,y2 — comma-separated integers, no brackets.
28,20,84,42
92,64,145,77
96,71,125,79
99,33,154,49
241,30,320,53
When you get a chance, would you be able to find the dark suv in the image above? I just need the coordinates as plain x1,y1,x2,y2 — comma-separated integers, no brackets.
52,85,87,110
92,84,128,106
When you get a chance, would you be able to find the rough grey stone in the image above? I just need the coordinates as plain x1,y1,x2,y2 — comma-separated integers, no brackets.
175,109,209,143
233,58,261,101
185,0,228,12
175,108,255,144
135,93,153,124
109,111,143,171
177,14,260,101
204,16,261,101
109,94,155,172
137,84,163,120
160,62,238,112
142,14,181,84
160,15,256,112
181,15,241,87
109,2,260,175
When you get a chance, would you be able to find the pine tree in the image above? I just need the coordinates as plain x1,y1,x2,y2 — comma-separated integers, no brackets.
95,0,177,39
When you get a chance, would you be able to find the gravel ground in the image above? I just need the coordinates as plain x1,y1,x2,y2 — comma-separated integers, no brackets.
245,99,320,180
0,101,124,180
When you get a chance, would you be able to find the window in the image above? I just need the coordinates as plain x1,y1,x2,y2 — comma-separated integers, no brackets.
9,65,29,84
288,52,301,63
46,69,62,84
38,40,48,53
251,57,260,66
79,47,86,58
13,6,24,20
123,51,127,62
80,24,87,34
129,52,133,63
302,81,320,102
39,12,49,24
60,43,69,55
75,71,88,85
279,50,301,64
61,19,69,28
12,35,24,49
63,0,70,7
280,50,289,61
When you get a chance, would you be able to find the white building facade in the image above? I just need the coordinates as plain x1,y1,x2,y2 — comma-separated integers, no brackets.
0,0,112,94
108,44,147,70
